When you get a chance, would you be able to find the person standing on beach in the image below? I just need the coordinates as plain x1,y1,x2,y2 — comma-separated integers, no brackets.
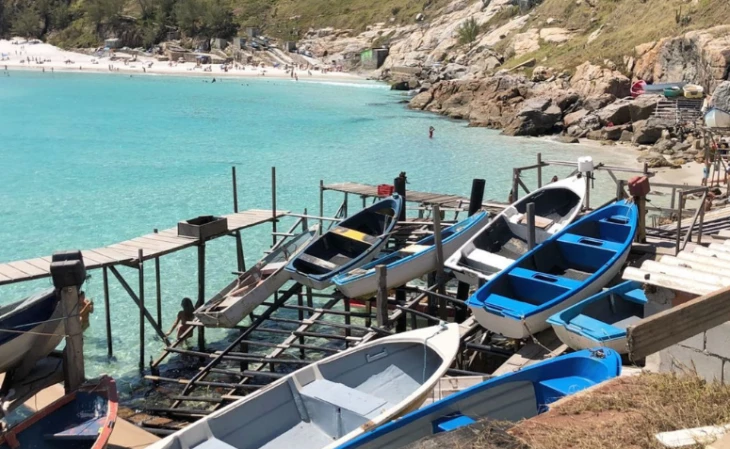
702,161,710,186
429,126,435,139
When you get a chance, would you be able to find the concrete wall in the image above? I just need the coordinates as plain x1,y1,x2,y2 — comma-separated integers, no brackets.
645,287,730,383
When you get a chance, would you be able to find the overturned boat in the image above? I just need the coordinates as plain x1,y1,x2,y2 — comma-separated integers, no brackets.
146,323,460,449
445,176,586,286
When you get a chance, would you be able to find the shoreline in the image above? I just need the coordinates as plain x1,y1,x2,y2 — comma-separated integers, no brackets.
0,39,366,83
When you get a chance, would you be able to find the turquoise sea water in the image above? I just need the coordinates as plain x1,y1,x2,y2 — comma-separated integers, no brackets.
0,71,629,392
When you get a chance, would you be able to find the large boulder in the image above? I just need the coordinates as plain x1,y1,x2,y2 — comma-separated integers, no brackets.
632,119,664,145
583,94,616,111
713,81,730,112
596,100,632,125
564,109,589,127
633,26,730,92
629,95,660,122
409,91,433,110
502,97,562,136
570,62,631,98
601,125,630,141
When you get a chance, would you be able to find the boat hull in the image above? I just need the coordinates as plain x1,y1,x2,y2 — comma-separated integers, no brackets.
335,213,489,298
705,108,730,128
146,324,460,449
551,326,628,353
0,290,65,377
470,235,630,339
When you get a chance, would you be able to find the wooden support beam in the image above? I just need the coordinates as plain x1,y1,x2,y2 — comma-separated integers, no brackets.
271,166,277,246
108,266,170,345
433,205,447,321
102,266,113,358
536,153,542,188
138,249,145,372
526,202,536,250
197,243,206,351
60,285,84,393
145,375,265,390
376,265,388,328
628,285,730,360
155,256,162,329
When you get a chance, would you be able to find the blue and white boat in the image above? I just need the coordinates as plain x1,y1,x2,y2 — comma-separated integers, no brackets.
333,212,490,298
286,195,404,290
468,200,638,339
337,348,622,449
547,280,647,353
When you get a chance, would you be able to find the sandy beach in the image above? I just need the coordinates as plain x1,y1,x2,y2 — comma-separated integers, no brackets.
0,39,364,82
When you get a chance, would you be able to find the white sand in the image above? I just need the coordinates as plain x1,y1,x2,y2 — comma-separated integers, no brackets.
0,39,363,81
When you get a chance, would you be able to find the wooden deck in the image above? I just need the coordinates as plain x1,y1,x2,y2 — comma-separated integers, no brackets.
323,182,507,211
0,209,288,286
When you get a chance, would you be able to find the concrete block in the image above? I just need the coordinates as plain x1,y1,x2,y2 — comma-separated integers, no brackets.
706,322,730,359
680,332,705,351
661,345,723,382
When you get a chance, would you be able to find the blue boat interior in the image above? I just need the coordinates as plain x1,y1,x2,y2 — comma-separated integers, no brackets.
339,349,622,449
1,391,108,449
456,186,581,278
550,281,647,342
477,203,636,318
289,199,399,276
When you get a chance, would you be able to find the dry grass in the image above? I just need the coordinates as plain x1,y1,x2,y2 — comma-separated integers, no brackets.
510,372,730,449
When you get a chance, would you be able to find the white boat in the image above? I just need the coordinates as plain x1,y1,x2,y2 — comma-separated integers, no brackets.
333,212,490,299
0,289,65,378
445,175,586,286
705,108,730,128
195,227,319,328
146,323,460,449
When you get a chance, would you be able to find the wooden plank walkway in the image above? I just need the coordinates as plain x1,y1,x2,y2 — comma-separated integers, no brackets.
323,182,507,211
0,209,288,286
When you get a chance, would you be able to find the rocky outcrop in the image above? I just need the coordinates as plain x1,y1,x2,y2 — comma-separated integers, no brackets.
633,26,730,92
502,98,562,136
713,81,730,112
595,99,631,125
512,29,540,57
628,95,660,122
409,91,433,109
570,62,631,98
539,27,576,44
632,119,664,145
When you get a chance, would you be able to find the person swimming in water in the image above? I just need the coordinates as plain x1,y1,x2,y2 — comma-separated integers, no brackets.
166,297,195,343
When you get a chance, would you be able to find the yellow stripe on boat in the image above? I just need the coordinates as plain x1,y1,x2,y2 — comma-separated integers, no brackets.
333,227,372,243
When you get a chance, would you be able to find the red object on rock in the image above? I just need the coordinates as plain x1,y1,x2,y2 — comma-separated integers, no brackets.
377,184,395,197
628,176,650,197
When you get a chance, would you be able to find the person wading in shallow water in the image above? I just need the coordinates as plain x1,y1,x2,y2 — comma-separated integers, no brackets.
166,297,195,345
429,126,435,139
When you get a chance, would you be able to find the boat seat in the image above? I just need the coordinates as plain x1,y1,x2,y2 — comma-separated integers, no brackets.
465,249,514,271
300,378,388,419
538,376,594,399
298,253,339,271
432,414,476,433
483,293,538,317
261,261,286,276
622,288,648,304
568,314,626,341
509,267,583,289
557,233,625,253
44,417,104,441
195,438,238,449
331,226,377,245
518,214,554,229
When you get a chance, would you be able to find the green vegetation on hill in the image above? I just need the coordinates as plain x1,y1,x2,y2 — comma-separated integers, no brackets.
498,0,730,72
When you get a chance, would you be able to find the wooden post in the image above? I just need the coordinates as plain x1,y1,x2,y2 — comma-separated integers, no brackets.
344,297,351,346
394,175,407,221
636,196,647,243
305,287,314,318
297,287,305,359
102,266,113,358
584,172,591,209
319,179,324,230
433,205,447,321
362,196,366,209
676,190,684,255
670,187,677,211
61,285,85,392
239,341,249,373
271,166,277,247
343,193,348,218
197,243,206,351
526,202,536,250
393,174,407,331
155,256,162,328
232,166,239,212
138,249,145,372
537,153,543,188
468,179,485,216
376,265,389,328
615,179,624,201
235,233,245,272
512,168,519,202
698,195,706,244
